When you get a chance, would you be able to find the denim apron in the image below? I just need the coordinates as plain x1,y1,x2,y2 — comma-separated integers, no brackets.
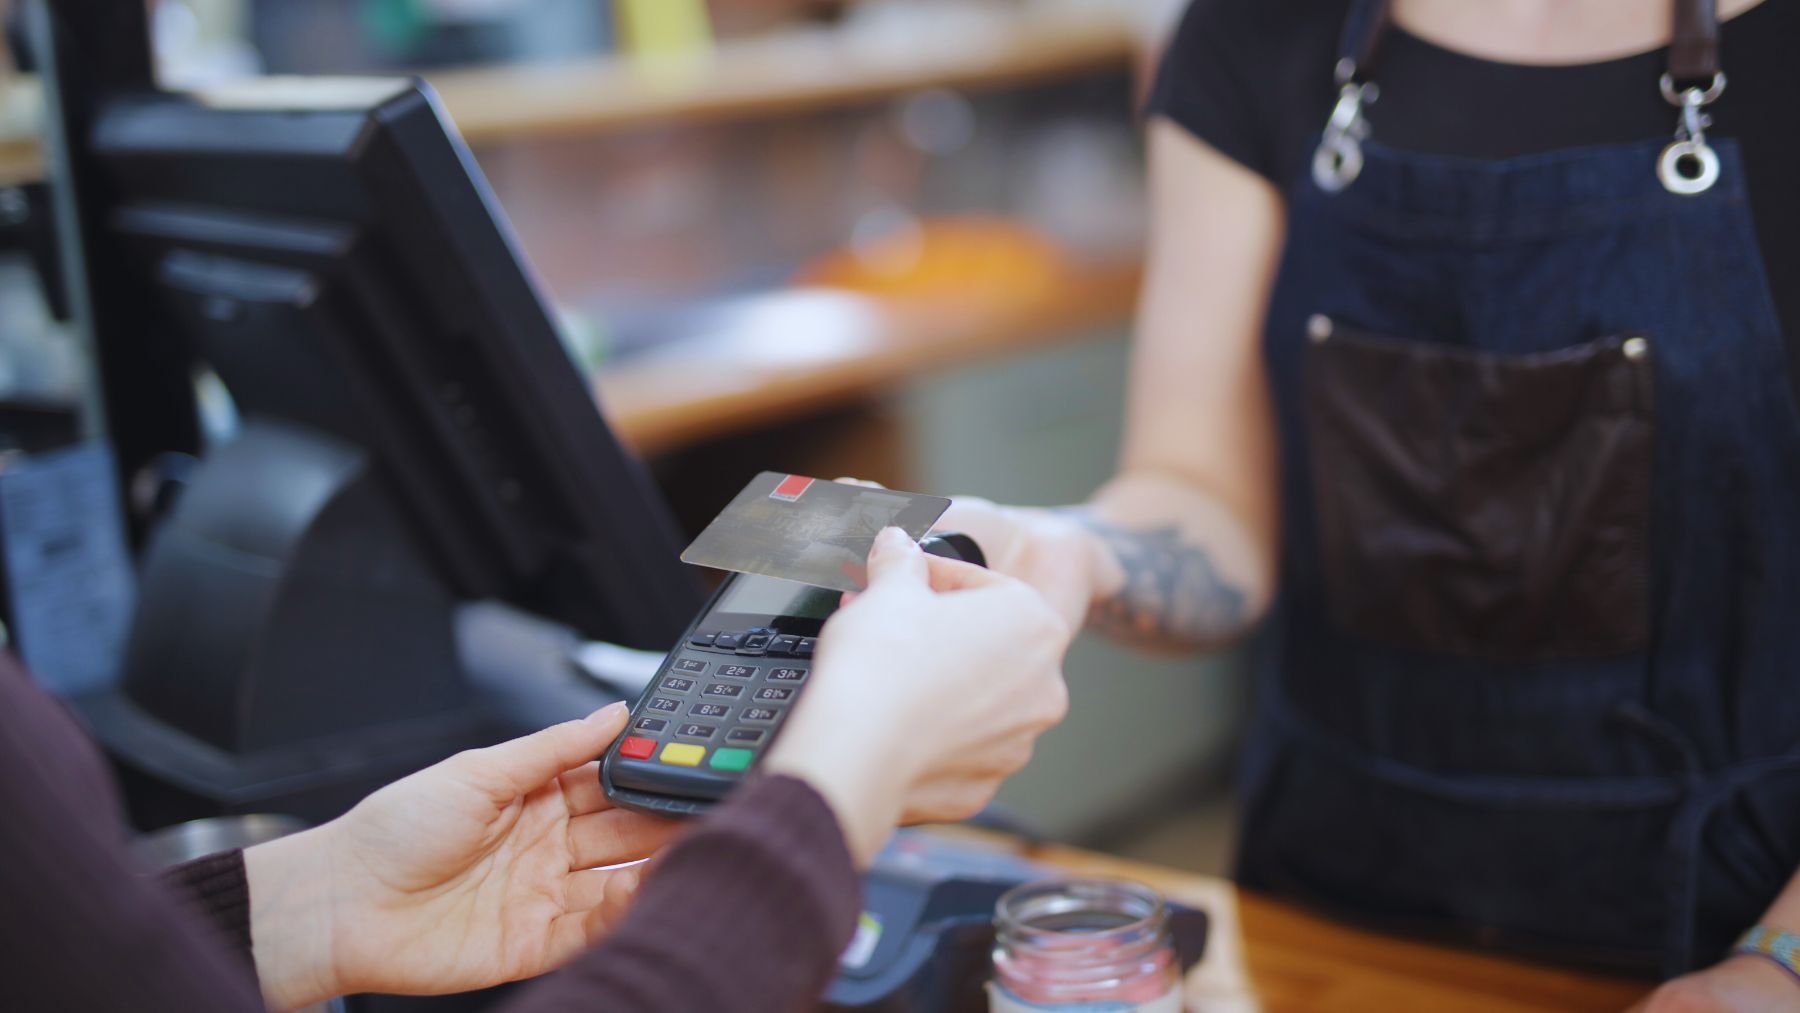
1236,0,1800,977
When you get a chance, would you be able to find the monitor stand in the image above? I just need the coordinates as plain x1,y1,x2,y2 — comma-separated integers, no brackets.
74,422,498,827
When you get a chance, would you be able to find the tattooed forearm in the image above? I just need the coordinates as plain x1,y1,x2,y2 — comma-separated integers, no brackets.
1068,515,1250,648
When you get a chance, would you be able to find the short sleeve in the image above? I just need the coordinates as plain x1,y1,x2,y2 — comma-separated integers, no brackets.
1143,0,1347,185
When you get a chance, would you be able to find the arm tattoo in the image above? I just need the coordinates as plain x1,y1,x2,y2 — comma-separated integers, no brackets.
1068,515,1249,647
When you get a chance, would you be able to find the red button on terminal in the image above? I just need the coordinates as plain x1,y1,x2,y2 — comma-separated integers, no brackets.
619,736,657,760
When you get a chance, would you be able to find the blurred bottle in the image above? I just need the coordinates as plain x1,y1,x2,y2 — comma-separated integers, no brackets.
616,0,713,70
154,0,263,86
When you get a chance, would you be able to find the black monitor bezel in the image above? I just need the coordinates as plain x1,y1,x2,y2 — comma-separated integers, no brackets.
87,78,703,649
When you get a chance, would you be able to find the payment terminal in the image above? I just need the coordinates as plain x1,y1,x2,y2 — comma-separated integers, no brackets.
601,533,984,817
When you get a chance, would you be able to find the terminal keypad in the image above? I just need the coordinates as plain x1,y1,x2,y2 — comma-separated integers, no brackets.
614,627,813,784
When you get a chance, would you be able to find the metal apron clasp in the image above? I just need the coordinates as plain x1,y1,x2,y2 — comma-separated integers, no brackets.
1657,72,1726,196
1313,59,1379,193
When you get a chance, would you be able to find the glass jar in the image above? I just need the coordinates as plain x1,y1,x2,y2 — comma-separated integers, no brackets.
990,878,1182,1012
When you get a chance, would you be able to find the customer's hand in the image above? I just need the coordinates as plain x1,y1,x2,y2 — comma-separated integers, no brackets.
1625,955,1800,1012
244,704,679,1010
764,527,1072,864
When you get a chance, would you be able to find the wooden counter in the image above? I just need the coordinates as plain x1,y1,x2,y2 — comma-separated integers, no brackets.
592,262,1142,456
1012,838,1651,1013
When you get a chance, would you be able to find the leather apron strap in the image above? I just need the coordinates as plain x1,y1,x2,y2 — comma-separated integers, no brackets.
1333,0,1390,86
1670,0,1721,85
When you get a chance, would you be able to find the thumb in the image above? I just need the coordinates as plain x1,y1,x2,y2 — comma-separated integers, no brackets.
863,527,927,591
452,702,629,803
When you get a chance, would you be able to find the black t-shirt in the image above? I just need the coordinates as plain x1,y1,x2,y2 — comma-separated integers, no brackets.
1147,0,1800,391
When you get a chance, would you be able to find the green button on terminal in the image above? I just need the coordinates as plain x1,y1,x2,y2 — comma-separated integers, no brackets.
709,747,755,772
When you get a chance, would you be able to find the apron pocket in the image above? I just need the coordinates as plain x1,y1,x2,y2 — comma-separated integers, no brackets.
1303,317,1654,660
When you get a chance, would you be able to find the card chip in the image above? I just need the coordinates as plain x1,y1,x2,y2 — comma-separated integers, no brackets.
770,475,814,502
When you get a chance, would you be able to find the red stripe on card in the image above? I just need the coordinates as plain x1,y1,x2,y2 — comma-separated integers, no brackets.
771,475,814,501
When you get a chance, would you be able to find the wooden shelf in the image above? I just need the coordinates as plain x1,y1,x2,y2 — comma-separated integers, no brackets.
0,74,44,185
428,5,1135,145
593,260,1143,456
0,138,43,186
0,6,1137,182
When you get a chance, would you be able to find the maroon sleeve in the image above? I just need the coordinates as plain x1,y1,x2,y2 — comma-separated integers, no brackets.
503,774,862,1013
0,658,266,1012
160,849,257,973
2,650,859,1013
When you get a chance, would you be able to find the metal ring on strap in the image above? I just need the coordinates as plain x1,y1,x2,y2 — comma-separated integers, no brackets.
1312,133,1364,193
1658,139,1721,196
1655,71,1726,196
1311,78,1375,193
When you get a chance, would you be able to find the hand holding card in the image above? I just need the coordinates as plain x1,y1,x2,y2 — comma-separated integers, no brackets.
605,474,980,820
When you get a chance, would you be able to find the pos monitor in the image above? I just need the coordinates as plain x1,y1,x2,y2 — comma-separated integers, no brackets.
55,72,704,822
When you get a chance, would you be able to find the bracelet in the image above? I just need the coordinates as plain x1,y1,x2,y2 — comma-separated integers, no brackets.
1732,925,1800,988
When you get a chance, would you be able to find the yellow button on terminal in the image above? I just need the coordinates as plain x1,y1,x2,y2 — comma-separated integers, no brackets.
659,743,706,767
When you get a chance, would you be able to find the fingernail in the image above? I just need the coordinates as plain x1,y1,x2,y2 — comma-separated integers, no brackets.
876,527,909,551
593,701,627,720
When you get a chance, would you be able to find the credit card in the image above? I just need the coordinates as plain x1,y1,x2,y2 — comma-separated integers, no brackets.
681,473,951,592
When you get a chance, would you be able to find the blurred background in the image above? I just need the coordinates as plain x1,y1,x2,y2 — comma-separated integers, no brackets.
0,0,1241,871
